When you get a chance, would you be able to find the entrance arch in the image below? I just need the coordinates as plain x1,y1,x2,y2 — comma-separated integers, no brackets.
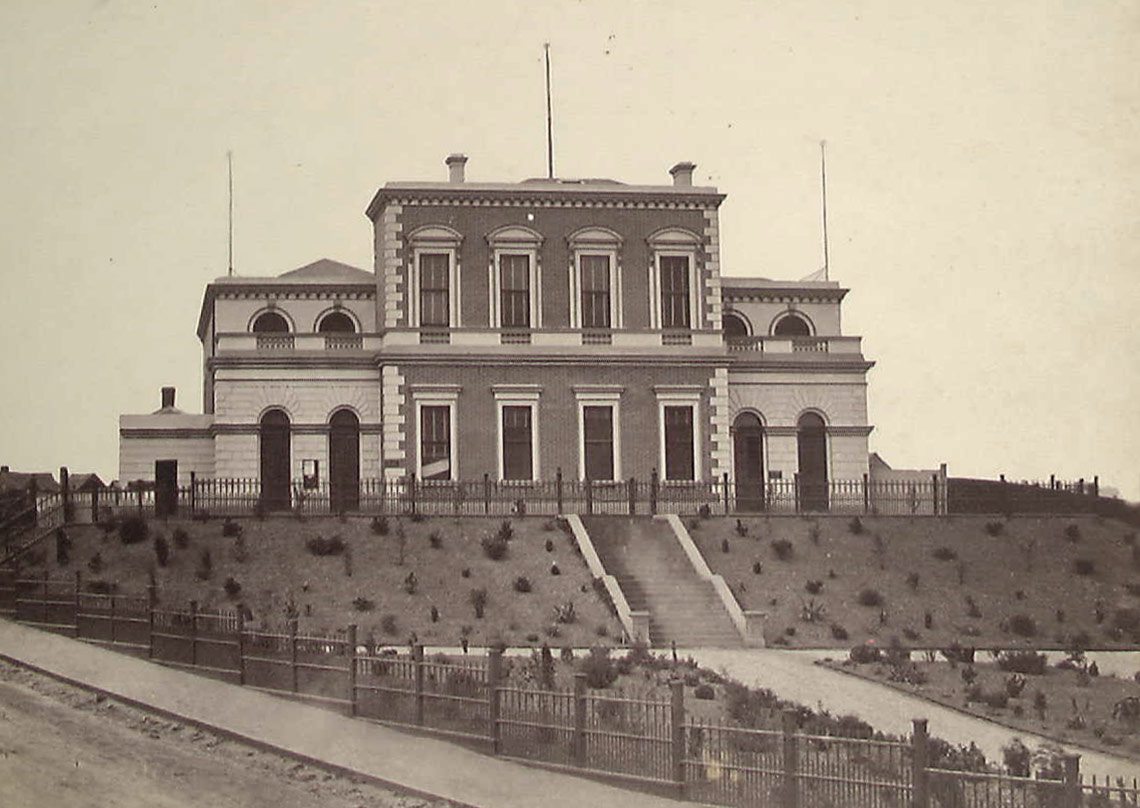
259,409,291,510
329,409,360,512
797,412,828,511
733,412,766,512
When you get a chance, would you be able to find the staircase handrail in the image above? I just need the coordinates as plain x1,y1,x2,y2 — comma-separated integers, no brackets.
563,514,648,645
0,502,66,566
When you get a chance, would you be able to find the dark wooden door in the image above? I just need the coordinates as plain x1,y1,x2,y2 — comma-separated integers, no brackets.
259,410,291,510
329,410,360,512
155,460,178,517
797,413,828,511
733,413,765,512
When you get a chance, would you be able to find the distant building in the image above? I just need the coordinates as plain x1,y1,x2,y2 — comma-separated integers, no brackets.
119,156,875,511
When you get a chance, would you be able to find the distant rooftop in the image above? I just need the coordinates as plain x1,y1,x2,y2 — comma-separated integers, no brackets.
210,258,372,285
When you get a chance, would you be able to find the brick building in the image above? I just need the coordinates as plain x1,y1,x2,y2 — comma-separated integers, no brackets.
119,156,875,511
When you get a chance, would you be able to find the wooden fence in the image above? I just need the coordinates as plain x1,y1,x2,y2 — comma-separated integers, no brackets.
1,568,1137,808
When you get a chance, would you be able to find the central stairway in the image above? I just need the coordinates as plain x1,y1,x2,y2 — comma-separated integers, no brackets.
583,516,742,648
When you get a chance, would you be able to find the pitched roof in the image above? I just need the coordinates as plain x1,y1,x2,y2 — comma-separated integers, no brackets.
0,470,60,494
275,258,373,283
68,473,107,491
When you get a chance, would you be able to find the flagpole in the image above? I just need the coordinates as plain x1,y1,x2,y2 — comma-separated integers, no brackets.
544,43,554,180
820,140,829,281
227,150,234,277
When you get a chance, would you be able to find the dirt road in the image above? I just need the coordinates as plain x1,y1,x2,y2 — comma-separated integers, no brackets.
0,660,448,808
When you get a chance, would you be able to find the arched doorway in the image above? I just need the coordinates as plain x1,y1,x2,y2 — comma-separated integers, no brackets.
329,409,360,512
733,412,765,512
252,311,290,332
773,313,811,336
259,409,291,510
797,412,828,511
318,312,356,333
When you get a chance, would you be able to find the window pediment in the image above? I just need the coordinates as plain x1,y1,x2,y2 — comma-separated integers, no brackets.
407,225,463,246
646,226,701,248
486,225,543,247
567,226,623,248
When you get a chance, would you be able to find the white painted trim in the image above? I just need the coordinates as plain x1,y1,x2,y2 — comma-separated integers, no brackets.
494,397,540,482
656,391,702,482
411,388,459,481
652,250,700,330
409,247,459,328
490,249,540,329
570,249,621,329
574,389,622,482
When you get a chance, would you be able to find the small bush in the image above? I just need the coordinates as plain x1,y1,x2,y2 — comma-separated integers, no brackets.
697,503,712,520
232,534,248,563
513,576,533,593
87,552,104,574
849,644,881,664
1064,523,1081,542
694,684,715,700
805,580,823,595
553,601,577,624
1072,558,1095,576
222,518,242,537
461,567,471,578
119,516,149,545
996,650,1047,675
195,548,213,581
721,538,730,553
932,546,957,561
409,512,425,523
965,596,982,619
172,528,190,549
469,588,488,618
906,572,920,591
770,539,794,560
984,521,1005,537
545,538,554,552
481,532,509,561
352,597,375,611
430,605,440,623
403,571,418,595
734,519,748,537
370,516,389,536
550,562,561,576
55,528,72,566
580,646,618,689
223,576,241,598
153,534,170,567
1008,613,1037,638
857,588,883,607
831,623,849,641
381,614,398,635
306,535,346,556
497,520,514,542
429,530,443,549
848,517,865,535
752,561,763,575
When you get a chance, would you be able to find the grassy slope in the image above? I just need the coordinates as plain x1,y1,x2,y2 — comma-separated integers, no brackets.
688,514,1140,649
32,515,621,649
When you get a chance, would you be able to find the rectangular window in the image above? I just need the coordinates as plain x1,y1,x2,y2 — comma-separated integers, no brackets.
583,406,615,481
500,254,530,328
419,253,450,327
501,406,534,481
660,256,691,329
580,255,611,329
664,405,695,481
420,405,451,480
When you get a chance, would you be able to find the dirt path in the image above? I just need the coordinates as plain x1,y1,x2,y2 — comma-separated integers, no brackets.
0,660,448,808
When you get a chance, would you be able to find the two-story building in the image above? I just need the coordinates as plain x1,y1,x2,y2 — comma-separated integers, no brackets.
119,156,875,512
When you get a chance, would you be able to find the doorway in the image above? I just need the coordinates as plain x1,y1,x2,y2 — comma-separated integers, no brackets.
329,409,360,512
155,460,178,517
733,413,765,512
259,409,291,510
797,412,828,511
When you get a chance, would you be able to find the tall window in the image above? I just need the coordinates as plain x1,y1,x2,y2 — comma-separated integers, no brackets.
664,406,695,481
660,256,691,329
583,406,615,481
420,406,451,480
500,254,531,328
501,406,534,481
580,255,611,329
419,253,450,327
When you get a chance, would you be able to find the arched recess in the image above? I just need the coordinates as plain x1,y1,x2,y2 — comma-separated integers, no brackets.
259,409,292,510
723,311,750,339
328,409,360,512
797,411,829,511
317,310,357,333
732,411,766,512
251,310,291,333
772,312,813,336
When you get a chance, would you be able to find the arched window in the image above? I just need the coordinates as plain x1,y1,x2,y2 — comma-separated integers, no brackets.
252,311,290,333
259,409,291,510
329,409,360,512
797,412,828,511
773,313,811,337
318,312,355,333
723,312,749,338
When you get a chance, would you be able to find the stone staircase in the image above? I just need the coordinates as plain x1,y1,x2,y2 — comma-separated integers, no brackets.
583,516,741,648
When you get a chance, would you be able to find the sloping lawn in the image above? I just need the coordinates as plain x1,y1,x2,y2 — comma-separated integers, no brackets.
28,515,621,649
687,514,1140,649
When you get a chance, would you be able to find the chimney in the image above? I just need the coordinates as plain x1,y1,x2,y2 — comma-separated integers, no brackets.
161,387,176,409
669,161,696,187
446,153,468,183
1,466,8,474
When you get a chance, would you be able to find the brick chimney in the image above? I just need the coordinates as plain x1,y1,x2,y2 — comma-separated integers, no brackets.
161,387,176,409
446,153,468,183
669,161,696,187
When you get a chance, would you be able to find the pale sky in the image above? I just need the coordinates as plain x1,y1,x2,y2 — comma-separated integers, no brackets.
1,0,1137,499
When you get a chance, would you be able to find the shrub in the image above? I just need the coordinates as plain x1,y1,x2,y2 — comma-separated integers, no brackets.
195,548,212,581
694,684,715,700
481,532,509,561
697,503,712,520
932,546,957,561
153,534,170,567
553,601,577,624
223,576,241,598
752,561,763,574
409,512,425,523
849,644,881,664
429,530,443,549
87,579,117,595
965,596,982,619
306,535,346,556
1004,673,1028,698
54,528,72,566
805,579,823,595
985,521,1005,537
497,520,514,542
513,576,533,593
906,572,920,591
87,552,104,574
222,518,242,537
808,524,821,545
172,528,190,549
848,517,865,535
550,561,561,576
430,605,440,623
1008,614,1037,638
370,516,389,536
403,571,418,595
735,519,748,537
381,614,398,635
831,624,849,640
232,533,248,563
580,646,617,689
545,538,554,552
1002,739,1031,777
469,588,488,618
857,588,883,607
997,650,1047,675
352,597,375,611
1064,523,1081,542
119,516,149,545
721,538,730,553
1071,558,1095,576
770,539,793,560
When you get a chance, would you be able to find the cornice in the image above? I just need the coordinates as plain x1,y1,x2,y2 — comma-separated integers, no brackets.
366,187,725,219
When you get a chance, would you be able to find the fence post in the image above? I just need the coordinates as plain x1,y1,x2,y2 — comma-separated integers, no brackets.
863,473,870,514
628,477,636,516
781,709,799,808
413,643,425,726
236,606,246,686
190,471,197,514
190,600,199,668
28,477,39,529
931,474,939,516
670,678,686,796
573,671,587,767
1092,476,1099,498
650,468,659,515
109,593,117,645
585,477,593,516
556,467,564,515
483,473,490,515
1062,754,1080,808
911,718,929,808
73,570,81,638
42,569,48,625
289,617,298,693
147,583,156,659
136,486,144,516
488,647,503,754
722,472,730,515
408,474,417,518
91,486,99,523
347,623,357,716
60,466,73,523
794,473,801,514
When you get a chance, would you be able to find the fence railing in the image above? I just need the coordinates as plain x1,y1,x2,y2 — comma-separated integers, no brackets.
1,568,1136,808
